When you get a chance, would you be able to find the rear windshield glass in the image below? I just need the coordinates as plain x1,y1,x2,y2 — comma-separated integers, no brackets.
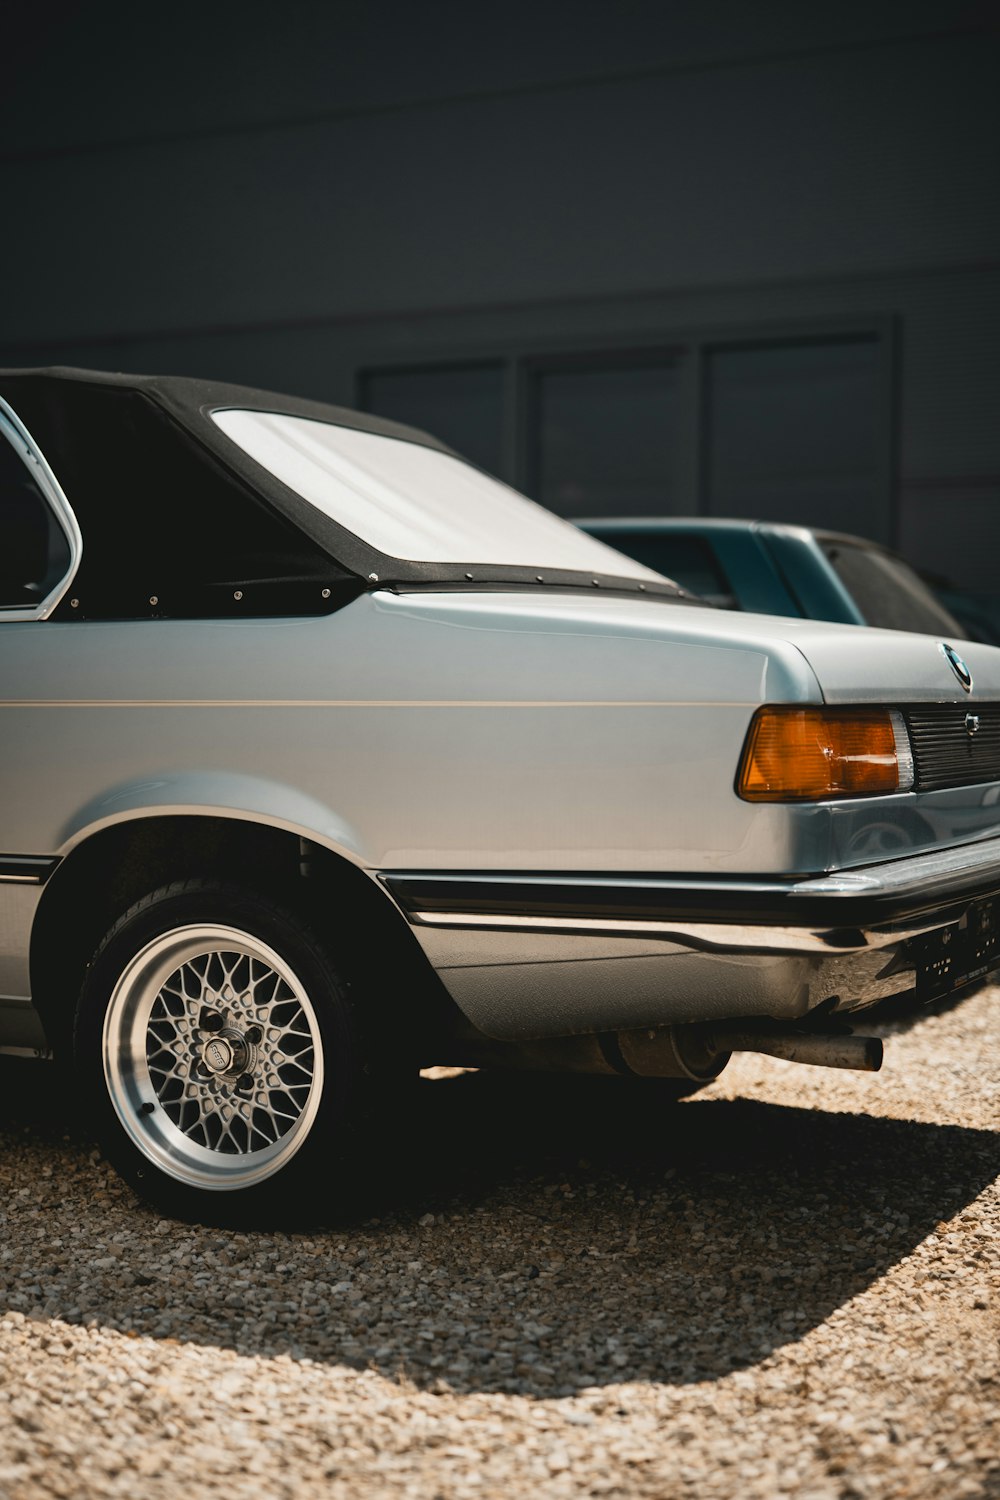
821,540,966,636
212,409,665,582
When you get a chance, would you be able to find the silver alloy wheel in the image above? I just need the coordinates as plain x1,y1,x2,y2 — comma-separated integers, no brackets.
103,924,325,1191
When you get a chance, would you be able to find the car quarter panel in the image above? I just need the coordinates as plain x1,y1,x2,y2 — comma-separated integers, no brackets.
1,591,817,878
4,588,1000,1043
2,591,1000,883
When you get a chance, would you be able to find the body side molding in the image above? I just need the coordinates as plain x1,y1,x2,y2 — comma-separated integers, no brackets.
0,856,59,885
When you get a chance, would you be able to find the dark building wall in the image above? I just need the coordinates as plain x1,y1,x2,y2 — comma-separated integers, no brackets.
2,0,997,588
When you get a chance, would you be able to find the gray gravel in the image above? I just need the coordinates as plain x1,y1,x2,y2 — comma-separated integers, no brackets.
0,985,997,1499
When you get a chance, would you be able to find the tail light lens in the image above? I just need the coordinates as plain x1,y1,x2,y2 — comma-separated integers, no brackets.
738,707,914,802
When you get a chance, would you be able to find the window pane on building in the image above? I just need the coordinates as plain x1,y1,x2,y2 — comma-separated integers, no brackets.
898,485,1000,599
706,339,884,540
533,361,680,518
361,364,505,477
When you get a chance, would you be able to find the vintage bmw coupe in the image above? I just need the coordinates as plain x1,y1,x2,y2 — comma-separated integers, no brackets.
2,367,999,1220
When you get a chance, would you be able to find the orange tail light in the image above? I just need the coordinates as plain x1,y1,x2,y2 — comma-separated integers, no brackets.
738,707,913,802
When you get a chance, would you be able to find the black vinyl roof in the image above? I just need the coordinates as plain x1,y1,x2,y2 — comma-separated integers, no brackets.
0,364,451,442
0,366,683,620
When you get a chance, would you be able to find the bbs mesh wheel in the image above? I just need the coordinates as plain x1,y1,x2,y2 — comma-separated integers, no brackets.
74,880,368,1223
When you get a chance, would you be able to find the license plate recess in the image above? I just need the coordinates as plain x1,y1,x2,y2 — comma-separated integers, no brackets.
913,896,1000,1001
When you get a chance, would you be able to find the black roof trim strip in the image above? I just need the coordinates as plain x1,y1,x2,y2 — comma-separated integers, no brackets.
375,570,691,600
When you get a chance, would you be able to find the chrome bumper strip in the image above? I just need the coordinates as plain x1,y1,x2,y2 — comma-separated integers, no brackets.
402,910,941,955
384,837,1000,951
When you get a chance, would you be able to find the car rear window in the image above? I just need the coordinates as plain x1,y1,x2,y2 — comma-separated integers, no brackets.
212,409,665,582
821,540,966,636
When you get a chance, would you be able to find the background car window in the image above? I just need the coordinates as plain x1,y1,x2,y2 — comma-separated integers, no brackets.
821,541,965,636
591,531,736,607
0,431,71,610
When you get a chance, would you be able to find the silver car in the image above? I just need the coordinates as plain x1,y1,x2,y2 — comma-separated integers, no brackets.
2,368,999,1222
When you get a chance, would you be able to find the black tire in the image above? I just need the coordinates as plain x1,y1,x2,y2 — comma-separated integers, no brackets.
73,879,376,1226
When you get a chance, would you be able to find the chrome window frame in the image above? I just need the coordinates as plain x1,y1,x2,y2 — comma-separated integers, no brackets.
0,396,82,622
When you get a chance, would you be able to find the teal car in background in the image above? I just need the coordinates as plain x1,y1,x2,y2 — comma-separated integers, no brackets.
578,518,998,643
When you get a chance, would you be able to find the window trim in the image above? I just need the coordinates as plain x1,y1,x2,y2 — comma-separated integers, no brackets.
0,396,82,622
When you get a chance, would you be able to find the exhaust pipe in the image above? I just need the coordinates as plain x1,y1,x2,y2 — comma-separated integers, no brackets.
441,1014,883,1079
710,1027,882,1073
616,1021,883,1078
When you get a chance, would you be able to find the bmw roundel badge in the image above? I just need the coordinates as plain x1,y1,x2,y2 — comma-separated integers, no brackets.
940,642,973,694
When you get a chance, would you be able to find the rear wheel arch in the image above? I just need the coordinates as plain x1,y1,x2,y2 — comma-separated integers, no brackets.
29,814,450,1058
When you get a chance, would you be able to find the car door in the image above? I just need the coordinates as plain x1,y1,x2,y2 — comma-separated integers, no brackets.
0,397,81,1050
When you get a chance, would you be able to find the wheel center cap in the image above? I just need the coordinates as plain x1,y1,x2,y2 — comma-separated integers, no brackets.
200,1027,252,1076
203,1037,234,1073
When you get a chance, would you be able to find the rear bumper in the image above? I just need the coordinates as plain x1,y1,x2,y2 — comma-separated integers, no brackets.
382,837,1000,1039
386,835,1000,939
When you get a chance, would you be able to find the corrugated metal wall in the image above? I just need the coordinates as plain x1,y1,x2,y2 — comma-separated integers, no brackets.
2,0,997,587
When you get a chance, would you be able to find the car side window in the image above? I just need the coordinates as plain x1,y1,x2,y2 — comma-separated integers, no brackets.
0,422,72,613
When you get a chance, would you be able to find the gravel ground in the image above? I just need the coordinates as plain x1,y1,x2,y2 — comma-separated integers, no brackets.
0,985,997,1499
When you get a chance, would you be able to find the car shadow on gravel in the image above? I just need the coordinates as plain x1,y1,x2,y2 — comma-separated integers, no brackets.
0,1059,997,1397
